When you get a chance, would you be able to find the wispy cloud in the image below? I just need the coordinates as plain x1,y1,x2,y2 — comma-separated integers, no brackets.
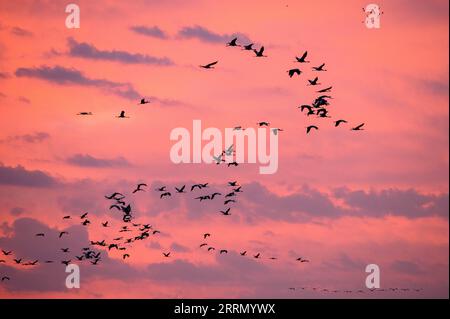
0,132,50,144
130,25,168,39
67,37,173,65
15,65,140,100
177,25,251,44
65,154,132,168
0,164,58,188
10,26,33,37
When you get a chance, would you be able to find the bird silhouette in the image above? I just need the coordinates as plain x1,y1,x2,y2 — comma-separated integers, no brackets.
351,123,365,131
317,86,332,93
334,119,348,127
200,61,218,69
175,185,186,193
253,46,266,57
132,183,147,193
306,125,319,134
242,43,253,50
220,208,231,215
163,252,171,257
287,68,302,77
139,98,150,105
312,63,326,71
203,233,211,239
160,192,171,198
240,251,247,256
77,112,93,115
59,231,68,238
307,77,320,86
226,37,239,47
117,110,129,118
295,51,309,63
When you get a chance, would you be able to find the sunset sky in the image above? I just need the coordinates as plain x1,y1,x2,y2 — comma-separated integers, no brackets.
0,0,448,298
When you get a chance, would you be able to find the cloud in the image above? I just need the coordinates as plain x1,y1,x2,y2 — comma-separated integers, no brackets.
0,72,9,79
391,260,424,275
170,242,190,253
334,187,449,218
17,96,31,104
10,27,33,37
10,207,25,216
67,37,173,65
130,25,168,39
15,65,140,100
177,25,251,44
0,132,50,144
0,164,58,188
65,154,132,168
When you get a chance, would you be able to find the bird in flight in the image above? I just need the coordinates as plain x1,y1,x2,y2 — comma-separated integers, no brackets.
334,119,348,127
175,185,186,193
317,86,332,93
160,192,171,198
132,183,147,193
312,63,327,71
287,68,302,78
117,110,129,118
351,123,365,131
224,199,236,205
63,215,71,219
253,46,266,57
105,192,125,200
240,251,247,256
257,122,270,127
139,98,150,105
102,221,109,227
200,61,218,69
220,250,228,254
123,254,130,260
77,112,93,116
295,51,309,63
1,276,10,281
80,212,88,219
254,253,261,259
272,128,283,135
59,231,68,238
35,233,45,237
306,125,319,134
228,181,239,187
203,233,211,239
163,252,171,257
155,186,166,192
307,77,320,86
226,37,239,47
199,243,208,248
220,208,231,215
242,43,254,51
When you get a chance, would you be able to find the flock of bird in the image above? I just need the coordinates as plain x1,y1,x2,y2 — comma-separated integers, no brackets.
198,37,365,135
3,34,421,296
0,180,314,284
288,286,423,295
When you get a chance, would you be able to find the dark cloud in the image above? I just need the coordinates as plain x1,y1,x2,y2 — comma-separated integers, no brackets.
17,96,31,104
0,164,58,188
170,242,190,253
391,260,424,275
10,27,33,37
67,37,173,65
130,25,168,39
10,207,25,216
334,187,449,218
15,65,140,100
65,154,131,168
0,132,50,144
177,25,252,44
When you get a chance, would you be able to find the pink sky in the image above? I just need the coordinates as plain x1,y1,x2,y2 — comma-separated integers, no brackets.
0,0,448,298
